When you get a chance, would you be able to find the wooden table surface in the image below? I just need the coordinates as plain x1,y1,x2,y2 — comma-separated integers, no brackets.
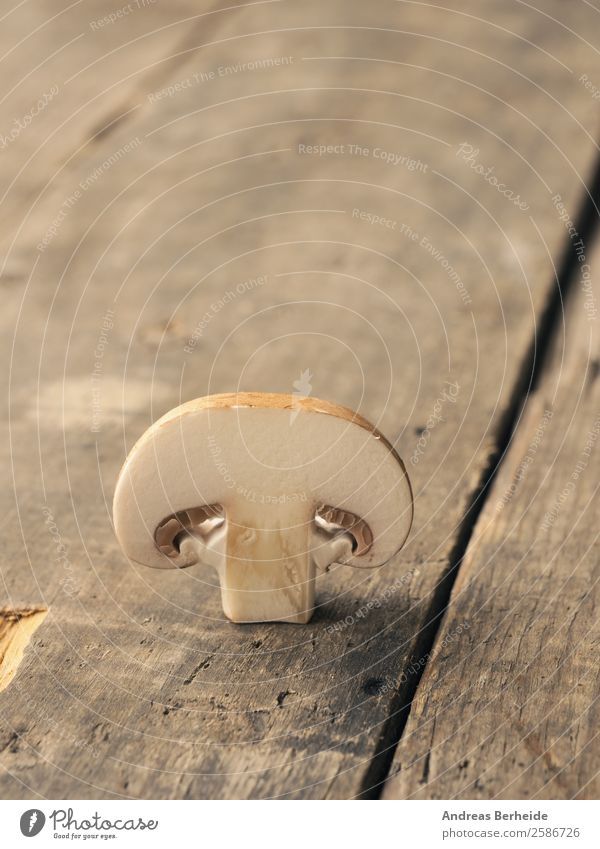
0,0,599,799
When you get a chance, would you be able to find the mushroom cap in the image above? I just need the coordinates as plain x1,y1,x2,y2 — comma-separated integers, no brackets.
113,392,413,570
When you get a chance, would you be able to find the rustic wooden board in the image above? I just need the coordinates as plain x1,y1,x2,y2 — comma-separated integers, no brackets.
383,232,600,799
0,0,599,798
0,0,222,257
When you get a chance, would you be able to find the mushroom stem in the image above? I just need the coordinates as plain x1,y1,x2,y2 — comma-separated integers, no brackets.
176,506,357,624
222,518,315,624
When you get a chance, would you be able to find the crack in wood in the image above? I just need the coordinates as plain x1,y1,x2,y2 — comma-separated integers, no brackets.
182,656,214,685
359,151,600,800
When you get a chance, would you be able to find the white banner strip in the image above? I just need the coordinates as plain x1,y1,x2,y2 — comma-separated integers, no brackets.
0,799,597,848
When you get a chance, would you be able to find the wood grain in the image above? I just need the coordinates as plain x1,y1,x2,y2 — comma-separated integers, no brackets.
0,0,225,256
383,235,600,800
0,0,599,798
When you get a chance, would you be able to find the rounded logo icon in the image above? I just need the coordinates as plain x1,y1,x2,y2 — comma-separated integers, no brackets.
20,810,45,837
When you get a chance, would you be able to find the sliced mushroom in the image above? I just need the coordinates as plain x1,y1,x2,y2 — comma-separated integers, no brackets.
113,392,413,624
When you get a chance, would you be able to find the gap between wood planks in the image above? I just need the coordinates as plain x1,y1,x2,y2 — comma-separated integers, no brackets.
358,152,600,800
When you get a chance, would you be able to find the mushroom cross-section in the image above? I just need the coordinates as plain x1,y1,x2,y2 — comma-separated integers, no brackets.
113,392,413,624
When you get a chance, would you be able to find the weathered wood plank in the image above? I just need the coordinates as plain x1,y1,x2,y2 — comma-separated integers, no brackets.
0,0,232,254
0,0,599,798
383,233,600,800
